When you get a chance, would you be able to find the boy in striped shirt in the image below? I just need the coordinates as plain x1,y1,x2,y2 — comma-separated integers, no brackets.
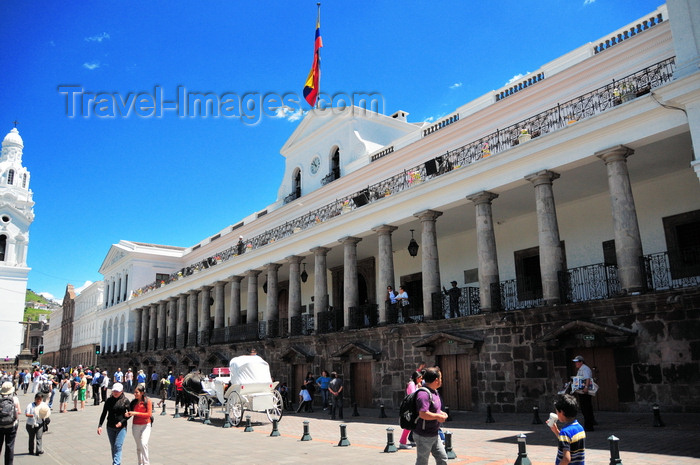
550,394,586,465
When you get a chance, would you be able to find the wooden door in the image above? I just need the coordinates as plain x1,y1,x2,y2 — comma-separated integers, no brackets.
437,354,472,410
293,363,309,400
350,362,373,408
571,348,618,411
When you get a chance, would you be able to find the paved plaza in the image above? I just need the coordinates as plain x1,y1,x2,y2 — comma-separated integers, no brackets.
8,390,700,465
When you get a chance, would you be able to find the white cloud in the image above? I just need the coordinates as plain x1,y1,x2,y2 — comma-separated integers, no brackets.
272,106,305,122
75,281,93,295
424,113,447,123
584,0,595,5
38,292,55,301
506,73,530,85
449,82,463,90
83,61,100,70
85,32,110,42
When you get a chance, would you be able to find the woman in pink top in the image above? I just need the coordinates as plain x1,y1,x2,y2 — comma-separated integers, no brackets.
399,371,423,449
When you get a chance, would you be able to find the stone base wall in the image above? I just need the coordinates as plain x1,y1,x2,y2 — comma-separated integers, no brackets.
99,287,700,413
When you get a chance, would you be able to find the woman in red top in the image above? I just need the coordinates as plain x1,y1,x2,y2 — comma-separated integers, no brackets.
174,374,184,410
125,385,152,465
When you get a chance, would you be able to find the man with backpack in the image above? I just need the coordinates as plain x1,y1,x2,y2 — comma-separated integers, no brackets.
0,381,21,464
413,367,448,465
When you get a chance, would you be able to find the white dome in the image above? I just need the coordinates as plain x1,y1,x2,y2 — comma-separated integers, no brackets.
2,128,23,149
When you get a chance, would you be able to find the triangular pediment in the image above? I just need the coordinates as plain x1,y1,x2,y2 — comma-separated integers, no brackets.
538,320,636,349
413,330,484,356
331,341,381,361
281,345,315,363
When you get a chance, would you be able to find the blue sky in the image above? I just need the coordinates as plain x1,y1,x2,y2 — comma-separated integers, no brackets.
0,0,663,301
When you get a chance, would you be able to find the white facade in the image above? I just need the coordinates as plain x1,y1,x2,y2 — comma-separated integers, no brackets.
73,281,104,349
0,127,34,358
42,308,62,355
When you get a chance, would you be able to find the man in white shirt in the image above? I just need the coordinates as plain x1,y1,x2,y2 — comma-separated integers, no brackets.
572,355,596,432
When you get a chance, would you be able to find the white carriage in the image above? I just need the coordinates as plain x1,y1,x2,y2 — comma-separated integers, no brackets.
200,355,283,426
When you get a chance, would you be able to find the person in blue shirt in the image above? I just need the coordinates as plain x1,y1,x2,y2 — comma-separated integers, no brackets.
315,371,331,410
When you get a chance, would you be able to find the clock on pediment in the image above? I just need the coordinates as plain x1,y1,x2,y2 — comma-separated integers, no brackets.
310,156,321,175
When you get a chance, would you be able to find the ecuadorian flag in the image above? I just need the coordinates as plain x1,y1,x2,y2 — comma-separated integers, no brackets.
303,6,323,107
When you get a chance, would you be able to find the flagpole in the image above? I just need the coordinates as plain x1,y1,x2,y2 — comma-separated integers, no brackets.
315,2,321,110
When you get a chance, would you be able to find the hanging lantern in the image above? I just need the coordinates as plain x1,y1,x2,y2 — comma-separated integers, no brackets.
301,263,308,283
408,229,419,257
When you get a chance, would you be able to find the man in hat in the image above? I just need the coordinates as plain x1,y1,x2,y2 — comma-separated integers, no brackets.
442,281,461,318
572,355,596,431
0,381,21,463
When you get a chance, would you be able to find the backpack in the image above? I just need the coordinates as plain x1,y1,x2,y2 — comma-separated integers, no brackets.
0,395,16,428
40,381,52,394
399,387,432,431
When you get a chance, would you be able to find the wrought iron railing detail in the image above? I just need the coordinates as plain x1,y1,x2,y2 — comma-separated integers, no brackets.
594,13,664,54
301,313,315,335
492,279,543,312
265,320,280,339
642,248,700,291
432,286,480,319
131,58,676,300
386,302,424,325
558,264,622,303
348,304,379,329
317,307,341,334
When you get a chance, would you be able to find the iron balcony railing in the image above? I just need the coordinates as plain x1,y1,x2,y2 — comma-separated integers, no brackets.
558,264,622,303
642,247,700,291
131,58,676,300
431,286,481,319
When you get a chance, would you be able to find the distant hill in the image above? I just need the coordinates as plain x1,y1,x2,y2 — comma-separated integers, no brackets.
26,289,50,304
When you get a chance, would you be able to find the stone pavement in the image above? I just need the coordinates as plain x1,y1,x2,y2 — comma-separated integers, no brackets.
8,390,700,465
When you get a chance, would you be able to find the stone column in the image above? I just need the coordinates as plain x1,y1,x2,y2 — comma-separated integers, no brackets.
157,301,166,350
467,191,501,312
597,146,644,293
246,270,261,324
133,308,142,352
525,170,565,305
140,305,150,351
199,285,212,345
148,304,157,351
311,246,330,331
166,298,177,348
265,263,281,337
373,225,397,324
287,256,303,334
415,210,443,320
213,281,226,329
340,236,362,329
187,290,198,347
176,294,187,349
229,276,243,326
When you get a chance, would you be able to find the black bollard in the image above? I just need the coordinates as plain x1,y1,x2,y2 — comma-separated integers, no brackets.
173,404,181,419
379,403,388,418
270,419,280,437
203,407,211,425
444,430,457,459
352,402,360,417
384,427,398,453
608,435,623,465
338,424,351,446
514,433,532,465
223,411,231,429
160,402,167,416
301,420,312,441
243,415,253,432
444,406,451,422
531,406,542,424
486,405,495,423
652,404,665,427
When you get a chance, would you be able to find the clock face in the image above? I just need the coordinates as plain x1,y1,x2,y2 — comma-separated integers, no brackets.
310,156,321,174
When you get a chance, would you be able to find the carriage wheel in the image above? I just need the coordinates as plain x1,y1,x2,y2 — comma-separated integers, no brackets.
266,390,284,423
226,392,244,427
198,396,209,420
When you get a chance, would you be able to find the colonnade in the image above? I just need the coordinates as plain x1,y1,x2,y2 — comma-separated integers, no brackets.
117,145,644,352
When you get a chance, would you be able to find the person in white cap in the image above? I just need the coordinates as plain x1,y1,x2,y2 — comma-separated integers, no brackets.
572,355,596,431
97,383,130,465
0,381,21,463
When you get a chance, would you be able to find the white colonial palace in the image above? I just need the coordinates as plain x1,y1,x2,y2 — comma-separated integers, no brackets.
46,2,700,412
